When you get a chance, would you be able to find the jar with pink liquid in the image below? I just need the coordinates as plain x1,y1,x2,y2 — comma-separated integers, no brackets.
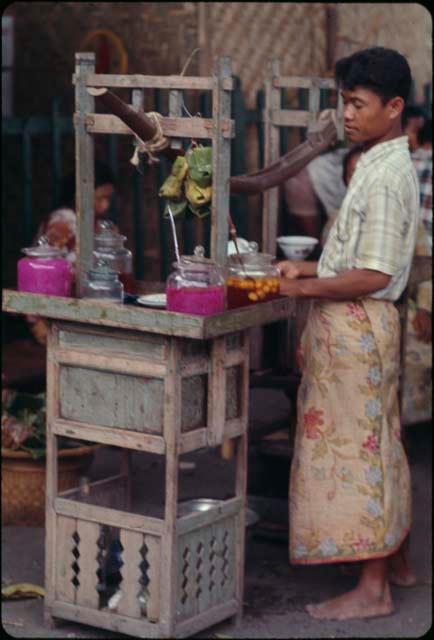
17,236,73,296
166,246,225,316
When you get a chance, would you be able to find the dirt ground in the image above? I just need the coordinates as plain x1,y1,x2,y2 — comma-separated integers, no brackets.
2,391,431,639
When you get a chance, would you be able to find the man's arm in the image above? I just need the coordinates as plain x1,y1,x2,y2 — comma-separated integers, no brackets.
279,268,391,300
276,260,318,279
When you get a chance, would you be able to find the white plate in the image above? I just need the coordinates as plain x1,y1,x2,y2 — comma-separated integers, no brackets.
136,293,167,308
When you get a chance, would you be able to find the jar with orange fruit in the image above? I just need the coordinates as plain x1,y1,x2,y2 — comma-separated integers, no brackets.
226,242,281,309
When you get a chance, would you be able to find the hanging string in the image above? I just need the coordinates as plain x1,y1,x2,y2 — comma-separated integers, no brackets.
129,111,169,167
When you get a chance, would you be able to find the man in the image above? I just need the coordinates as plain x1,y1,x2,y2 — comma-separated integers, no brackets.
277,47,419,620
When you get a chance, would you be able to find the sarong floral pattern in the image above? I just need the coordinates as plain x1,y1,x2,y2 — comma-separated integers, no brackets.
289,299,411,564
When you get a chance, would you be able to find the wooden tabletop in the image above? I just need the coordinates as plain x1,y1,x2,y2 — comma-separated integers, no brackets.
2,287,296,340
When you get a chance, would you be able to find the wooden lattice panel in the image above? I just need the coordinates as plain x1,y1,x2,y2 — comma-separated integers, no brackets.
177,515,236,622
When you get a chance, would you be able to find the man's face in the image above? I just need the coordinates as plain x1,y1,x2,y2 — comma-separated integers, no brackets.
341,86,398,146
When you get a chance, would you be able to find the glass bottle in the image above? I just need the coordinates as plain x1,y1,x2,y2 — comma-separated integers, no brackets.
17,235,73,296
226,241,280,309
93,221,135,293
82,259,124,303
166,246,225,315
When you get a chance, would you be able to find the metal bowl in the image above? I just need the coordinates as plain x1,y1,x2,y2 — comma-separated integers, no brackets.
178,498,259,528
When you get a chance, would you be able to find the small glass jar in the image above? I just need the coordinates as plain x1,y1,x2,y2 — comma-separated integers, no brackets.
93,221,135,293
166,246,225,315
17,236,73,296
82,259,124,303
226,241,280,309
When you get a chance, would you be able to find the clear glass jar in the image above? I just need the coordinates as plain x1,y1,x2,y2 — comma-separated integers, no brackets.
93,221,135,293
82,259,124,303
166,246,225,315
17,236,73,296
226,241,280,309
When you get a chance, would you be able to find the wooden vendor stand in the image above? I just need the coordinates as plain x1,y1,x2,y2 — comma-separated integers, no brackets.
2,54,295,638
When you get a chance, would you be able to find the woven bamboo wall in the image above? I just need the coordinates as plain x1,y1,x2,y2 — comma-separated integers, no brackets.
202,3,328,107
336,3,432,104
201,3,431,106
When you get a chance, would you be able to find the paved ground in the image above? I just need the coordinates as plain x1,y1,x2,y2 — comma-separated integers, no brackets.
2,390,431,639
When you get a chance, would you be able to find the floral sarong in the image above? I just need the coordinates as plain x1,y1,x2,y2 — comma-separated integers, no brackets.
289,299,411,564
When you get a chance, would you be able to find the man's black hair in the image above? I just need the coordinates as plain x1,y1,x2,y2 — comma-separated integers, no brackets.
59,161,115,208
417,119,432,146
335,47,412,105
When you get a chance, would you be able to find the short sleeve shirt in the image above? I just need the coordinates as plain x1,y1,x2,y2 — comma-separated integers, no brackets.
317,136,420,301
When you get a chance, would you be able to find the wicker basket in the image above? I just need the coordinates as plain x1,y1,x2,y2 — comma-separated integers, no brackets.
1,445,99,526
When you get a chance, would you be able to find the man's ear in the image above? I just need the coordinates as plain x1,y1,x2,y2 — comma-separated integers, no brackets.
388,96,405,122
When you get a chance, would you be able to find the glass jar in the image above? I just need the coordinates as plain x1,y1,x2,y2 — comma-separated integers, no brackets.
17,236,73,296
226,241,280,309
93,221,135,293
82,259,124,303
166,246,225,315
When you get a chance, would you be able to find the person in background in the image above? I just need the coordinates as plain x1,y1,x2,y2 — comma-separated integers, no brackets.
401,118,432,425
36,161,117,269
283,146,348,241
320,144,364,246
277,47,419,620
402,104,426,153
29,162,117,345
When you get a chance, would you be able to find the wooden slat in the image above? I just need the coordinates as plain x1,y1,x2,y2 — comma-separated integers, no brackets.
211,56,232,266
177,497,242,536
169,89,183,150
175,598,239,638
84,73,216,90
55,498,164,536
53,347,166,377
74,52,95,297
51,600,162,638
262,59,281,255
75,520,100,609
44,324,60,625
268,109,310,127
207,336,226,447
53,418,166,453
273,76,336,89
55,515,77,604
179,428,207,454
145,535,161,623
118,529,143,619
83,113,235,139
159,337,182,637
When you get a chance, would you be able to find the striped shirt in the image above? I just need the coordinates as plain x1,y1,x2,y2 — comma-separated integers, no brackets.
317,136,420,301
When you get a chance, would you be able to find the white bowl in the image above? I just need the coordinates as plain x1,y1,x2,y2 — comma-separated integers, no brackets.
277,235,318,260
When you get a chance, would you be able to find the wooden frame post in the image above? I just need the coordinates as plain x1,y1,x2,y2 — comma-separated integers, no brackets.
211,56,232,265
262,59,280,255
74,52,95,297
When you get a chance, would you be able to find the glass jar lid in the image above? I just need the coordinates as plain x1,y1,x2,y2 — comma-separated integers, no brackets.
87,258,119,282
226,241,275,267
174,245,220,271
22,235,67,258
94,220,127,249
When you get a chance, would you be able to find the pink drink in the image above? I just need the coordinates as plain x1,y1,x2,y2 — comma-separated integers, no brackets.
18,257,73,296
166,285,225,315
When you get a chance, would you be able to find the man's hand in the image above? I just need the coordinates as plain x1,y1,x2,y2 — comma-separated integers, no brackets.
276,260,301,279
413,309,432,343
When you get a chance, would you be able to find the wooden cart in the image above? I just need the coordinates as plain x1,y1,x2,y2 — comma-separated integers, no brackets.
2,53,295,638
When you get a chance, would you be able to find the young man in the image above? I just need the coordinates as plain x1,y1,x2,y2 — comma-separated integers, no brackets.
277,47,420,620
